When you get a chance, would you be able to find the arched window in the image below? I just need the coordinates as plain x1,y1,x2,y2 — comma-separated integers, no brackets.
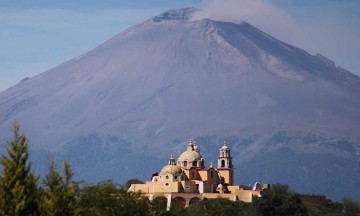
221,160,225,167
192,161,197,167
184,161,187,167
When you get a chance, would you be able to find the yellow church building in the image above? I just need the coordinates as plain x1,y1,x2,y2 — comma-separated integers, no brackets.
129,140,267,209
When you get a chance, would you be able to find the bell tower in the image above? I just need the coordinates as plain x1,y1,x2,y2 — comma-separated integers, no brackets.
217,141,234,185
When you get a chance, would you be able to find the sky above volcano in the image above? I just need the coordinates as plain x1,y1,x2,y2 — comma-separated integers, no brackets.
1,0,359,91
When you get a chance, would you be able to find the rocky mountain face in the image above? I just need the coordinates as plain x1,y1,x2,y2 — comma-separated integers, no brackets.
1,8,359,201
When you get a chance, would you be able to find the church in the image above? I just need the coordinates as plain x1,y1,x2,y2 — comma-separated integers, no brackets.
128,140,267,209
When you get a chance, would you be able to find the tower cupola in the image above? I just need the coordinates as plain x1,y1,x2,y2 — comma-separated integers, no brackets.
169,154,176,165
217,141,234,185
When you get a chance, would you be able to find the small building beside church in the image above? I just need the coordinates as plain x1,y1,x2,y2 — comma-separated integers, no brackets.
129,140,267,209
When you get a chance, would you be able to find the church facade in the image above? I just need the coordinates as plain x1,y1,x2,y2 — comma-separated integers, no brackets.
129,140,267,209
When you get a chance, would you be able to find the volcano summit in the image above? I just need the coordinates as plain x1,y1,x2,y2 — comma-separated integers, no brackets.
0,8,359,201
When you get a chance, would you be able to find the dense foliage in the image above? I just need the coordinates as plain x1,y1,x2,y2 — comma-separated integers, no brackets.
0,122,359,215
187,198,258,216
252,183,307,216
75,180,151,216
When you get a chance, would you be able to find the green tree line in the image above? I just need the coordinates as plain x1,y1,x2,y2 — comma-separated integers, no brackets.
0,122,359,215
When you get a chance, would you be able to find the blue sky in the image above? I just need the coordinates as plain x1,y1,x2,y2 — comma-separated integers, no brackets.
1,0,359,91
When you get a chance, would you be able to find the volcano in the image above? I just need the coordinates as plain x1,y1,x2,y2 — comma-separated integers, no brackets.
1,8,359,201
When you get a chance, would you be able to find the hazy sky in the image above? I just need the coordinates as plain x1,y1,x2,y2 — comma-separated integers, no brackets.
1,0,359,91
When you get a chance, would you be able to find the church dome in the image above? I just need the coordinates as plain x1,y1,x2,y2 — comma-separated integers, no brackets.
178,139,202,161
178,150,202,161
160,164,182,175
160,155,182,175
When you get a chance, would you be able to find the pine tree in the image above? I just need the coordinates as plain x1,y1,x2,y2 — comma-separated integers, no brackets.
40,158,78,216
63,160,78,214
0,121,40,216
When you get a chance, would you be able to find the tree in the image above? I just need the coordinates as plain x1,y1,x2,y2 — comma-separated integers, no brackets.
76,180,151,216
253,183,307,216
187,198,258,216
117,189,151,216
342,197,360,216
40,158,78,216
151,196,168,215
304,202,342,216
0,121,40,216
75,180,123,216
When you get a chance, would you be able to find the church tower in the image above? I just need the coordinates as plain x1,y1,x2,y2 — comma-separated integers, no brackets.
217,141,234,185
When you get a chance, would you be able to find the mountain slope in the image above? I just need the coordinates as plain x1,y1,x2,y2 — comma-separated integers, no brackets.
0,8,359,200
